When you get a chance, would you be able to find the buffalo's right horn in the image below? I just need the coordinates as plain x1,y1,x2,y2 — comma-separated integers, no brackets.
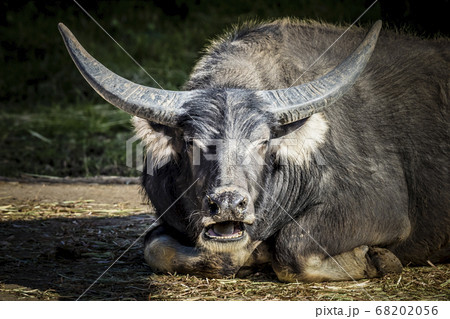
58,23,189,127
259,21,382,125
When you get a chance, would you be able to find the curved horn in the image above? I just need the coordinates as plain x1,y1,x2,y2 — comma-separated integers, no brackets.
259,21,382,125
58,23,188,127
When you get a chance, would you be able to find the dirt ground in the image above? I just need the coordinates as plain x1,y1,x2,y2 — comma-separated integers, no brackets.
0,181,449,301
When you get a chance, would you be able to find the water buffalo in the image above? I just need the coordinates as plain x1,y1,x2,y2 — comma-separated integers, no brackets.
59,19,449,282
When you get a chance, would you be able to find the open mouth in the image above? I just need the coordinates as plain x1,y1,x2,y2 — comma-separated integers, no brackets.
204,221,245,242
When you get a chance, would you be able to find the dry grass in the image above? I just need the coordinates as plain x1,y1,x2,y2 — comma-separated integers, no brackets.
0,200,145,221
145,266,450,301
0,191,449,301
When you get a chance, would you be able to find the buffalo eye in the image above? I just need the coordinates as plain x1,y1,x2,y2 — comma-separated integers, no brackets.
259,139,269,148
256,139,269,155
206,144,217,154
185,139,194,149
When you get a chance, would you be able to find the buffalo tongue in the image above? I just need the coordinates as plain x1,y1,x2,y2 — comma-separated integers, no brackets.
212,222,235,236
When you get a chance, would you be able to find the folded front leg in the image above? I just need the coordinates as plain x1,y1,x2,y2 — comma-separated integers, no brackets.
274,245,402,282
144,223,262,278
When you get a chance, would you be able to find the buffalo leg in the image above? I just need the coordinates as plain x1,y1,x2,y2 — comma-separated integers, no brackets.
272,217,404,282
273,245,402,282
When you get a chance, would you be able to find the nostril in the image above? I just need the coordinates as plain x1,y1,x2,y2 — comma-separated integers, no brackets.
209,201,220,215
236,197,247,211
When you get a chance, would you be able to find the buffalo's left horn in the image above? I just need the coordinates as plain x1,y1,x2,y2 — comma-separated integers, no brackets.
58,23,189,127
259,21,382,125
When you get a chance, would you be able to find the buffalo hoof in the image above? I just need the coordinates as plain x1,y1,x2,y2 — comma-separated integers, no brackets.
368,247,403,276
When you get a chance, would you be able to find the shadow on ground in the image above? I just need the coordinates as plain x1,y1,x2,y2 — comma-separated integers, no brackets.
0,214,154,300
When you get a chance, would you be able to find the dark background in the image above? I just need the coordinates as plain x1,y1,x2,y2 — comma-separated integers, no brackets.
0,0,448,177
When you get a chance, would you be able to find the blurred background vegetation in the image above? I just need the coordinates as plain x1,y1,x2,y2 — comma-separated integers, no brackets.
1,0,448,177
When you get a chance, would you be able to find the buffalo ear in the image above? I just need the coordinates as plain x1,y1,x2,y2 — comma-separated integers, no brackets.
149,121,184,151
271,118,308,139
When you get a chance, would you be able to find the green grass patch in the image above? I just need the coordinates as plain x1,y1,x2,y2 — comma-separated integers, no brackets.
0,103,135,177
